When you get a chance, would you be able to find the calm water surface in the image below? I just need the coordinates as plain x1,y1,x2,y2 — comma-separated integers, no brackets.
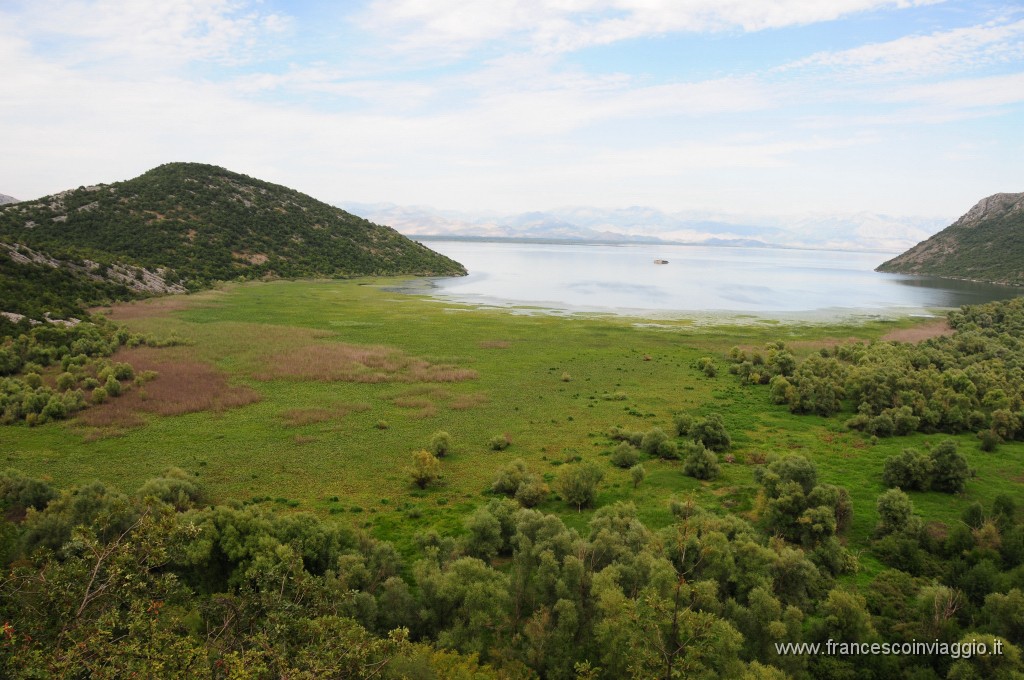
411,240,1019,319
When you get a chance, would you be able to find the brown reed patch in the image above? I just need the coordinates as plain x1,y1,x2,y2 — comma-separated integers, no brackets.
881,319,953,343
450,392,490,410
479,340,511,349
253,343,477,384
76,347,262,430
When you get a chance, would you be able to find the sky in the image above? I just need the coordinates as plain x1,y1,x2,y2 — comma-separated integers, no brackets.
1,0,1022,223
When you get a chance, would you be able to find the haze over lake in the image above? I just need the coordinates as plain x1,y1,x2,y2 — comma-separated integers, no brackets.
411,240,1019,318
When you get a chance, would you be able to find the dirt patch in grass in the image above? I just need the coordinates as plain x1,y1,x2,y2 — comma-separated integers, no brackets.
881,319,953,343
253,343,478,383
75,347,262,430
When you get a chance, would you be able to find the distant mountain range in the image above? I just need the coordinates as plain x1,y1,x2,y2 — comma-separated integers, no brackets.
877,192,1024,286
0,194,18,205
341,202,949,253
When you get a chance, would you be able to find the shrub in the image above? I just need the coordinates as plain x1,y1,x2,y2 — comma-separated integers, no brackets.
673,414,694,437
656,439,678,460
689,414,731,452
514,477,549,508
104,374,122,397
0,469,57,512
882,448,932,491
429,431,453,457
492,459,527,495
489,434,511,451
137,467,206,511
979,429,1000,452
683,444,720,481
409,450,440,489
610,442,639,469
640,427,669,455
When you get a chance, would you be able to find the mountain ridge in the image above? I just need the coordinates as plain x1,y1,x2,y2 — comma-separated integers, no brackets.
0,163,466,320
876,192,1024,286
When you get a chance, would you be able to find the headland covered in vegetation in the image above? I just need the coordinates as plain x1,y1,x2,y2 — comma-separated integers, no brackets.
1,169,1023,678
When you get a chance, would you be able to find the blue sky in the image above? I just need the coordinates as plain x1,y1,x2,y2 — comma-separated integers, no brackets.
1,0,1021,223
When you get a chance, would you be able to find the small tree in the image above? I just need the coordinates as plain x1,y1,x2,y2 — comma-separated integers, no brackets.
557,461,604,511
876,488,913,536
429,431,453,457
630,464,646,489
409,450,440,489
930,440,969,494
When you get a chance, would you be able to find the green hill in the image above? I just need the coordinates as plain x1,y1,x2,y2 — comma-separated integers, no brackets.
876,192,1024,286
0,163,466,314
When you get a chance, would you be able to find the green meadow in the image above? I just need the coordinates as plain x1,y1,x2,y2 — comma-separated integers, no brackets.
3,278,1021,564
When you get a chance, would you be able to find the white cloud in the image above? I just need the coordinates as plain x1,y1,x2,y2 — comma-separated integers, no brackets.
6,0,289,71
790,19,1024,78
883,71,1024,108
358,0,943,58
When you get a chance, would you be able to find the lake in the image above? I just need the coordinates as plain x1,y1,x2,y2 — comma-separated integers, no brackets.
405,239,1020,320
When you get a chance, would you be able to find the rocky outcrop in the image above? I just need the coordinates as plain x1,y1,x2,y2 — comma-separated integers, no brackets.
1,242,187,295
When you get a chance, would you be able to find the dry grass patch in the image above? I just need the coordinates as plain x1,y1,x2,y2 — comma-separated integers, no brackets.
99,297,197,321
76,347,262,431
479,340,511,349
253,343,478,384
881,319,953,343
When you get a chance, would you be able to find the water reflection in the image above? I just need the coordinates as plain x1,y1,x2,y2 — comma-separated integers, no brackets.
417,240,1020,317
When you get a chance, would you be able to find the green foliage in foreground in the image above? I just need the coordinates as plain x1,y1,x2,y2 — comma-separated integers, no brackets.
2,467,1023,679
2,280,1024,676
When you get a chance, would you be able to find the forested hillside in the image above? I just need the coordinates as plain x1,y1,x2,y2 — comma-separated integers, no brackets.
0,162,466,303
877,192,1024,286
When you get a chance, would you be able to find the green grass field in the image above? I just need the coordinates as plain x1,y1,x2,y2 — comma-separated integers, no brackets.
3,278,1021,563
